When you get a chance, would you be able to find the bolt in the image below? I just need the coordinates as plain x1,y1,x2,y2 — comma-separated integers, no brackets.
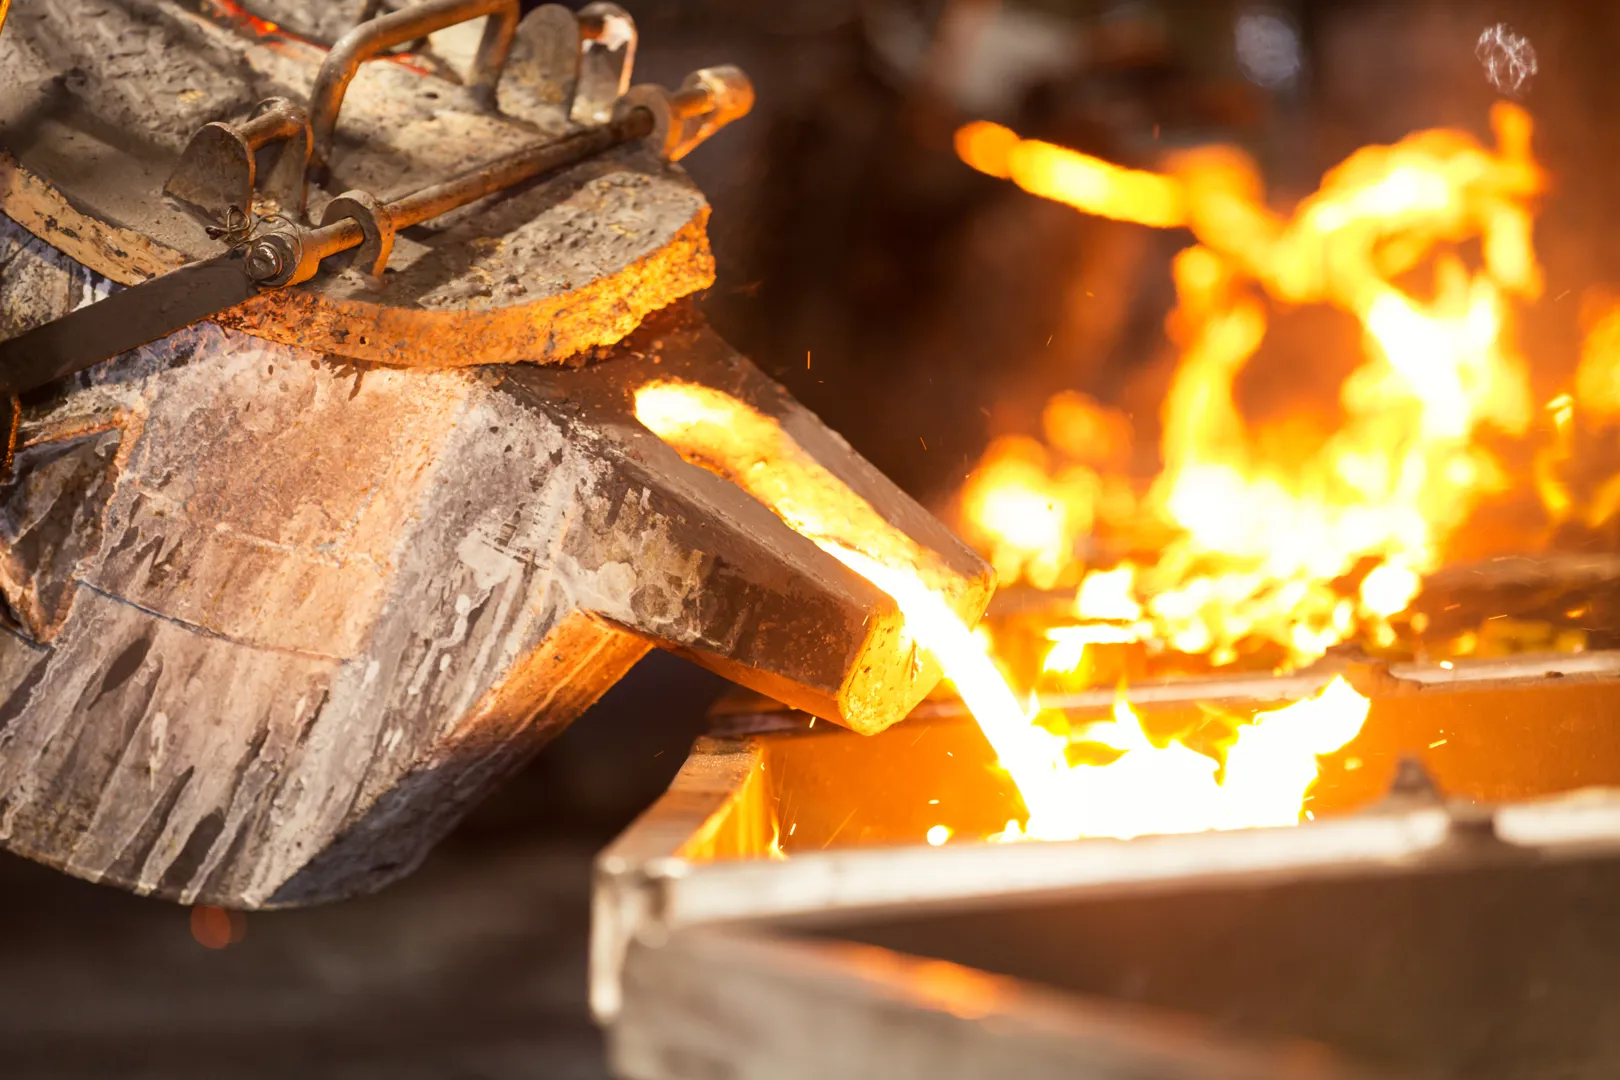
244,238,286,284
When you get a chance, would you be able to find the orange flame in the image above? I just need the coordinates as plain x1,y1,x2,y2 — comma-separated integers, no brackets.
958,106,1544,669
956,121,1186,228
1576,300,1620,422
207,0,285,38
635,381,1369,841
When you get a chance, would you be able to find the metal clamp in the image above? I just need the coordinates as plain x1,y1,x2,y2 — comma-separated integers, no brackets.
319,190,396,281
243,105,658,292
163,97,312,223
509,3,637,123
614,66,755,162
308,0,521,175
573,3,637,124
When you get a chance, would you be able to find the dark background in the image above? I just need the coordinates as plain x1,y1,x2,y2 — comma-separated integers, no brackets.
9,2,1620,1076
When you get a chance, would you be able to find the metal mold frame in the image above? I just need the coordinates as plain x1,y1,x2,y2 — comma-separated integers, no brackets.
592,650,1620,1078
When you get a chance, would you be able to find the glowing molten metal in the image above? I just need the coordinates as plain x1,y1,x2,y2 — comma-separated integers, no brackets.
636,382,1370,841
957,105,1545,669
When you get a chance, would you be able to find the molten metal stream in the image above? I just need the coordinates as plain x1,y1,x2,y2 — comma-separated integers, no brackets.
635,382,1369,841
637,104,1620,841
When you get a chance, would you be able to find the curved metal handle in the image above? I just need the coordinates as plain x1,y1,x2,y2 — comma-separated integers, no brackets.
308,0,521,173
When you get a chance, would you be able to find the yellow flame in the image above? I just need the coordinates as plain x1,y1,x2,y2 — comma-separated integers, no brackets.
957,121,1185,227
957,436,1098,590
1042,624,1138,673
636,381,1369,841
1577,302,1620,421
957,105,1543,668
1075,566,1143,621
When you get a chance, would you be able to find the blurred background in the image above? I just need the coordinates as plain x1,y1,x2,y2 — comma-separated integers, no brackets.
8,0,1620,1075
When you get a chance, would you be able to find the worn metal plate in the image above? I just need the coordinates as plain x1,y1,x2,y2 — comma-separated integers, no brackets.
0,0,715,368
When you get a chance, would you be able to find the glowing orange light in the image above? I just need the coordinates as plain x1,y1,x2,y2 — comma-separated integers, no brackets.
957,104,1545,668
960,122,1184,227
1576,300,1620,421
636,382,1370,842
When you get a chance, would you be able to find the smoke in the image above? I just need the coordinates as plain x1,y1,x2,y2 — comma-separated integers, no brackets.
1235,10,1302,88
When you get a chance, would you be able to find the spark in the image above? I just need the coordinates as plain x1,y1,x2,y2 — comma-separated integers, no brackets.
1476,24,1538,96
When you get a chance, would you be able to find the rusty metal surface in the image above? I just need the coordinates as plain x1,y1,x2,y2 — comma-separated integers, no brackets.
0,253,259,392
164,96,312,221
3,0,256,158
0,0,722,368
0,216,988,908
613,927,1371,1080
261,105,660,288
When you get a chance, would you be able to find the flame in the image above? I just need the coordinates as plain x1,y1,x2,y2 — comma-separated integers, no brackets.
208,0,285,38
1577,303,1620,421
957,436,1098,589
1075,565,1143,621
956,121,1185,227
1000,676,1367,841
959,106,1544,669
636,381,1369,841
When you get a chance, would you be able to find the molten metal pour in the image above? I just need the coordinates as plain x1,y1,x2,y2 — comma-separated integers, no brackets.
635,100,1620,847
636,381,1372,842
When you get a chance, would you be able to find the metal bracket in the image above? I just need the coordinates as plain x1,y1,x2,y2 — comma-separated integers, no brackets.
318,190,397,281
508,4,584,108
572,3,637,124
614,66,755,162
508,3,637,123
163,97,312,224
